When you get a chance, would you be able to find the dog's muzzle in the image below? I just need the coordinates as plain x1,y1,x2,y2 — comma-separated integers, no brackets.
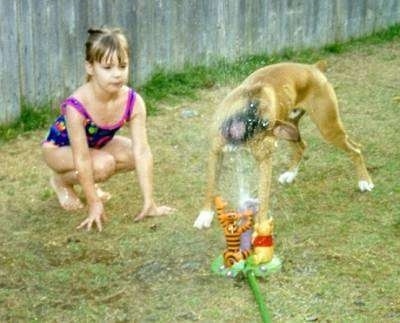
220,102,269,144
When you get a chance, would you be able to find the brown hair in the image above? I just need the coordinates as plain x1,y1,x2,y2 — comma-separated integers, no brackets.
85,27,129,81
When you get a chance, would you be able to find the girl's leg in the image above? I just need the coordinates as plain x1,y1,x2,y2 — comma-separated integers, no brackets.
42,143,83,210
93,136,136,202
49,173,84,210
94,184,112,202
101,135,135,171
42,143,119,210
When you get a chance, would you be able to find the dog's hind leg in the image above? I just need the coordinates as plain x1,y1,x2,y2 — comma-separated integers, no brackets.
278,138,307,184
308,84,374,191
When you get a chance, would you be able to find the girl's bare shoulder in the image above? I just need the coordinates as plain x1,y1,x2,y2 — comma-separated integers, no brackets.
70,84,90,102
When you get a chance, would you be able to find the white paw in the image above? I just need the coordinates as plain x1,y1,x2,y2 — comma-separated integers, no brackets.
358,180,374,192
278,168,298,184
193,210,215,229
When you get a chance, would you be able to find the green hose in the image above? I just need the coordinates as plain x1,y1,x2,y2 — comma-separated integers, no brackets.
246,270,272,323
211,255,281,321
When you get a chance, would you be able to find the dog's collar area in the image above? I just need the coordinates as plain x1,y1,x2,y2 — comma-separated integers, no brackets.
220,101,270,144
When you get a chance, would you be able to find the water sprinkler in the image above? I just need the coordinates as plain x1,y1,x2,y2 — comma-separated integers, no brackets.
211,196,281,323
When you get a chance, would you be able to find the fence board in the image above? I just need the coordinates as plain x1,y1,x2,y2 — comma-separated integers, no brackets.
1,0,400,125
0,0,20,124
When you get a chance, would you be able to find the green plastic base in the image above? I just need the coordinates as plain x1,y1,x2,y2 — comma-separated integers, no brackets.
211,254,282,278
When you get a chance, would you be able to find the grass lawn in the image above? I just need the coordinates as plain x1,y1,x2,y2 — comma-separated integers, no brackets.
1,35,400,322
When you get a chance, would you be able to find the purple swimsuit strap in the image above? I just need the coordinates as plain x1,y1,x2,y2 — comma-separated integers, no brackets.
60,88,136,129
124,88,136,121
61,97,89,119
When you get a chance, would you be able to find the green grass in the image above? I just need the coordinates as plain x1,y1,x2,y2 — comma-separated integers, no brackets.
1,24,400,322
0,100,57,143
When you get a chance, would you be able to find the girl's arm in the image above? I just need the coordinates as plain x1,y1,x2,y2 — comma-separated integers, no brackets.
129,94,155,211
65,106,105,231
128,94,174,220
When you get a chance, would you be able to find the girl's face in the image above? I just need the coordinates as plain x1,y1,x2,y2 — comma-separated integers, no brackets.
86,51,129,93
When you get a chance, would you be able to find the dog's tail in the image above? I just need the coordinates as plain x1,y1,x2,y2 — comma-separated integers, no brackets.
315,60,328,72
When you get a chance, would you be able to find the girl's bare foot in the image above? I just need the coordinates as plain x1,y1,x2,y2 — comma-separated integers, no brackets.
95,184,112,202
50,176,83,211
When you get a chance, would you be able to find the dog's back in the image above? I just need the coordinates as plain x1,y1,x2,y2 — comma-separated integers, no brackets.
244,62,328,99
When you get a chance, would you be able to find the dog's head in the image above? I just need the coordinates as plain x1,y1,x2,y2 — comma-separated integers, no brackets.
220,83,299,144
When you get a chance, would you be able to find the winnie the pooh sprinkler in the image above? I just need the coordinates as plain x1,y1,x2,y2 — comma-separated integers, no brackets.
211,196,281,323
252,218,275,265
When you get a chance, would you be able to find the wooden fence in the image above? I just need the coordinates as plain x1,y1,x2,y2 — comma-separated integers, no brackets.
1,0,400,124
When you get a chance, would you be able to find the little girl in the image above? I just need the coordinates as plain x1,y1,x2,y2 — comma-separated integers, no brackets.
42,27,173,231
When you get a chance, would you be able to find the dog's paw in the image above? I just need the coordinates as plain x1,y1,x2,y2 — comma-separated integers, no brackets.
278,168,298,184
193,210,215,229
358,180,374,192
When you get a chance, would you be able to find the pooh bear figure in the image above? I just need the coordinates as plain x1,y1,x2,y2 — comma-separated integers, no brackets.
252,218,274,264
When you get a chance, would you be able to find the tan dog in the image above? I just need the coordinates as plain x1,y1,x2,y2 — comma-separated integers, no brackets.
194,61,374,229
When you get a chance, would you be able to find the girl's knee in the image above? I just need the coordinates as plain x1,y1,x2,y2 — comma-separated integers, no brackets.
93,155,116,182
118,152,135,171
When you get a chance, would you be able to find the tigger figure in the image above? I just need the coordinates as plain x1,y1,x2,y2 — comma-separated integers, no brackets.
215,196,254,268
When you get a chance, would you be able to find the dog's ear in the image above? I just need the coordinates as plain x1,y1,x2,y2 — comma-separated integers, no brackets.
272,120,300,141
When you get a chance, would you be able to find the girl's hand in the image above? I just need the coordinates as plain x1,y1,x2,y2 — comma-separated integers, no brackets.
134,203,175,222
77,201,106,232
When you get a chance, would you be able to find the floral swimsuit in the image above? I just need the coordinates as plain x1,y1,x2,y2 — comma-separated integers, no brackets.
43,88,136,149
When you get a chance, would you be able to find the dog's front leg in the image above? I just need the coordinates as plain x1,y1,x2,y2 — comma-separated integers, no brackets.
250,136,277,222
194,137,224,229
257,157,273,222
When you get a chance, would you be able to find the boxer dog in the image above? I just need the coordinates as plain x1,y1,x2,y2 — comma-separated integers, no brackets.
194,61,374,229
